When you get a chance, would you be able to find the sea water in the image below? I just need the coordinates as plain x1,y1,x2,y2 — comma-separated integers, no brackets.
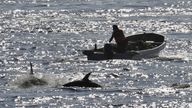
1,0,192,107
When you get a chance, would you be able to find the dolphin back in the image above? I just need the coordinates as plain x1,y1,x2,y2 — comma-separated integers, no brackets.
63,80,101,88
63,72,102,88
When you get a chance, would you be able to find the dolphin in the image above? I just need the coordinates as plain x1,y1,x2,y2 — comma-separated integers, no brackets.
63,72,102,88
19,62,48,88
171,83,190,89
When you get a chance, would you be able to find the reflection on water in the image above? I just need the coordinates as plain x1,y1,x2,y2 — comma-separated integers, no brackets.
0,0,192,107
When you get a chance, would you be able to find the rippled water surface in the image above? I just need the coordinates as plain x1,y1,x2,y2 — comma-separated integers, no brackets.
1,0,192,107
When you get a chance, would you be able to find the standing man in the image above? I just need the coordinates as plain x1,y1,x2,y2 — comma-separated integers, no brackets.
109,25,128,53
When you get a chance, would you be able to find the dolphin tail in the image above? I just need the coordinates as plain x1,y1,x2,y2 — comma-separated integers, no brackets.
30,62,34,75
82,72,92,81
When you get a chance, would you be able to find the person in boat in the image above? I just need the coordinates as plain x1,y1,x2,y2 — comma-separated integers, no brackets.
109,25,128,53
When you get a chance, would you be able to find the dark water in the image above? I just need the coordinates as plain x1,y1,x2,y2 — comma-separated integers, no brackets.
1,0,192,107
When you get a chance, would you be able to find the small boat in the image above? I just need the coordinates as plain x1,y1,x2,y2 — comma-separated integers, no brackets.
82,33,166,60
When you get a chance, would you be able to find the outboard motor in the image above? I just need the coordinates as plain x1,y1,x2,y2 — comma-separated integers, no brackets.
104,44,113,59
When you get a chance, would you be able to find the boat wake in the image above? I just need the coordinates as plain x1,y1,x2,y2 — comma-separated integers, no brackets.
156,54,190,62
155,57,185,62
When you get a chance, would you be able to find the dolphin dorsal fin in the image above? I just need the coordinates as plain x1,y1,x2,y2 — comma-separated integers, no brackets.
82,72,92,81
30,62,34,75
